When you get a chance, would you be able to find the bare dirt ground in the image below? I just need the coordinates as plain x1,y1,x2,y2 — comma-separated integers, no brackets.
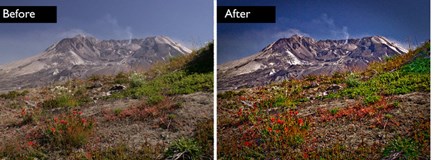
91,92,213,149
307,92,429,155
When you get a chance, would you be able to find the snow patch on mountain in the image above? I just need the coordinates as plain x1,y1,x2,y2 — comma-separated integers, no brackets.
69,51,85,65
285,50,302,65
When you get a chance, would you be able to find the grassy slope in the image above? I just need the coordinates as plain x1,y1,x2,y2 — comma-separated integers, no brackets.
218,42,430,159
0,43,214,159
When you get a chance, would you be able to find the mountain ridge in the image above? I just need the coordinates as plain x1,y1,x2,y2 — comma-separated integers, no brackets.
218,35,408,91
0,34,192,91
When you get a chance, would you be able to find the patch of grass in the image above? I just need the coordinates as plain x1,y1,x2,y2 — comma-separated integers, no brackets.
218,90,245,99
392,101,400,107
384,114,393,119
271,94,299,108
400,57,430,74
324,92,341,99
364,95,381,105
169,72,213,95
113,108,123,116
0,90,29,99
125,70,212,100
329,107,340,115
146,94,165,105
112,43,213,101
345,75,360,88
340,57,429,100
383,137,420,159
298,97,310,102
165,138,202,160
41,94,79,109
339,42,430,101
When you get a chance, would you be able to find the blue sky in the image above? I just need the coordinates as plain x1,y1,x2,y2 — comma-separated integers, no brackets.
0,0,213,64
218,0,430,64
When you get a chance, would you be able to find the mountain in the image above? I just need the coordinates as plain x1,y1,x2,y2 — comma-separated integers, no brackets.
0,34,191,91
218,35,408,91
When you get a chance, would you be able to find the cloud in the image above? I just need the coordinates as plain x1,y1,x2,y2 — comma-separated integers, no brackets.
57,29,91,38
100,14,134,42
313,14,350,43
273,28,309,39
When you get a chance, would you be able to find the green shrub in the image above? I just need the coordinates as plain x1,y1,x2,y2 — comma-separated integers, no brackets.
392,101,400,107
345,75,361,88
383,138,420,159
400,58,430,74
330,107,340,115
165,138,201,160
129,73,146,88
113,108,123,116
364,95,381,105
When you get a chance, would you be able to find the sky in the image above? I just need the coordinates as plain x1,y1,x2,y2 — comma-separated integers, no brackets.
218,0,430,64
0,0,213,64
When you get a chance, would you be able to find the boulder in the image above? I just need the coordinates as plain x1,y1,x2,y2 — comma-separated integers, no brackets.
109,84,126,92
327,84,341,91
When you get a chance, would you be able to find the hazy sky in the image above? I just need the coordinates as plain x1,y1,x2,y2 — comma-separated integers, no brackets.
0,0,213,64
218,0,430,64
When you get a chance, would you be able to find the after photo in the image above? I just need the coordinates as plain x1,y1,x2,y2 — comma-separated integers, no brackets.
218,0,430,159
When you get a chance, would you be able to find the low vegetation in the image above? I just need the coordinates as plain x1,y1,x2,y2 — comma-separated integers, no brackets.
111,43,213,105
43,111,94,149
0,90,29,100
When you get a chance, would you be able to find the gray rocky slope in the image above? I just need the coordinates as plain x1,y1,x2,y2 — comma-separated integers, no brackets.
0,34,191,91
218,35,407,91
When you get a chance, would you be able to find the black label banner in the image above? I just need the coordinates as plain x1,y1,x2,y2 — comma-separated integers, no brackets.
217,6,275,23
0,6,57,23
